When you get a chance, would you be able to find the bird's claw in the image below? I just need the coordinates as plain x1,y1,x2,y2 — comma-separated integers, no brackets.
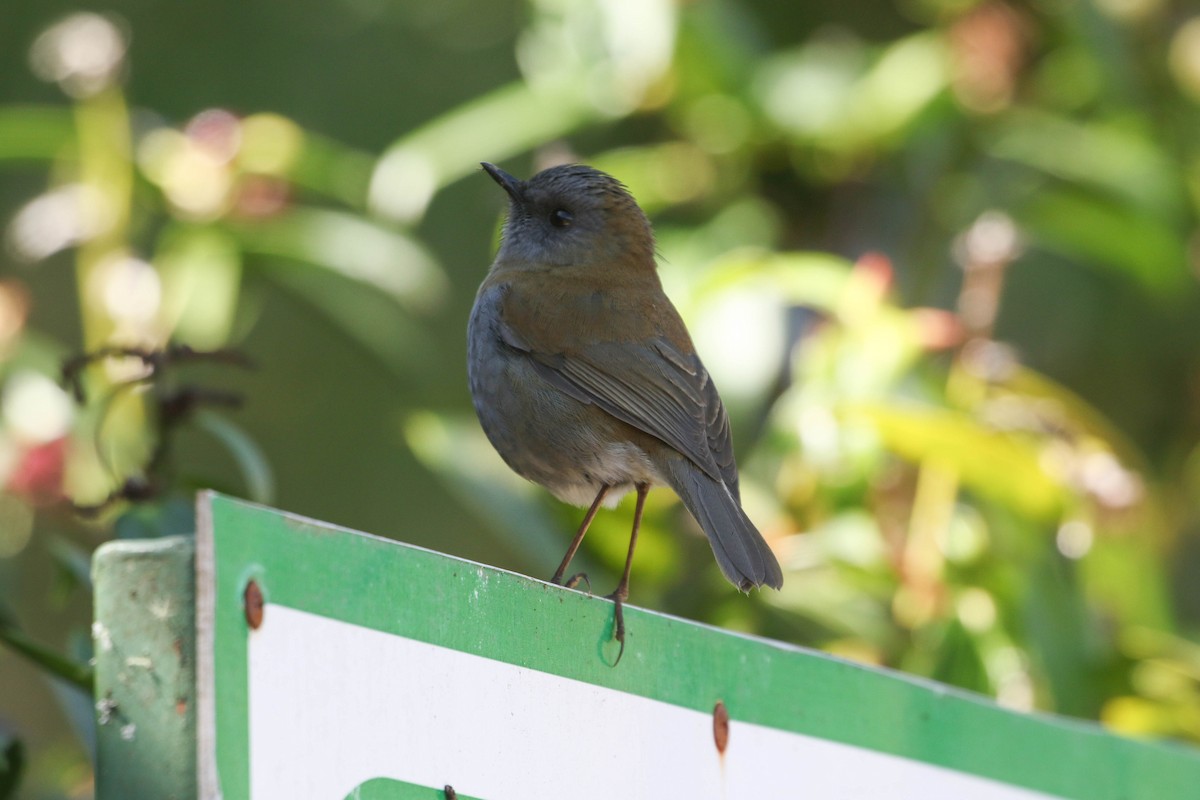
605,589,627,666
564,572,591,592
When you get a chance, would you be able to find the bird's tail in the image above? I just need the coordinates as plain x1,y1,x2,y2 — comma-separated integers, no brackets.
660,457,783,591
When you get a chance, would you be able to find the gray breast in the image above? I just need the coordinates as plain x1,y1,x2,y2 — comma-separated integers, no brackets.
467,284,662,507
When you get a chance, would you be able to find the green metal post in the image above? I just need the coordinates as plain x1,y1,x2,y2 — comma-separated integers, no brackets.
92,535,196,799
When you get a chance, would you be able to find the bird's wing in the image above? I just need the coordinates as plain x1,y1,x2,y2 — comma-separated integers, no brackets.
494,302,738,492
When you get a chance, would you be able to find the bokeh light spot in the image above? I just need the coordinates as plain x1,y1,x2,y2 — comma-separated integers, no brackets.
2,372,74,445
29,12,127,98
239,113,304,175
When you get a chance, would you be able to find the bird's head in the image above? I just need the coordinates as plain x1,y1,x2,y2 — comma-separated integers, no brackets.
482,162,656,273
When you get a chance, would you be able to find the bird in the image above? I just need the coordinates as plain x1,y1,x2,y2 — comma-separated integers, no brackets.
468,162,783,661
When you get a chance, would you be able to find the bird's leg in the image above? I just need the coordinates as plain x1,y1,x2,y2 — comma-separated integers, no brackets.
607,483,648,666
551,484,609,585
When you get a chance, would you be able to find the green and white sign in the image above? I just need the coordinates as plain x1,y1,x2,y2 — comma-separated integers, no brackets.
196,492,1200,799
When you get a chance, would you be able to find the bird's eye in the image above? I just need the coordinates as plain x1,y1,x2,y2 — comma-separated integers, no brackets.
550,209,573,228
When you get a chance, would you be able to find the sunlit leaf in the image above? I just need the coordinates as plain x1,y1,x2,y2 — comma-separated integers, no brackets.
757,34,867,141
1121,628,1200,672
1082,536,1174,631
155,225,242,350
846,404,1069,520
757,31,949,158
1102,695,1174,736
695,250,855,310
1002,367,1148,473
845,31,949,148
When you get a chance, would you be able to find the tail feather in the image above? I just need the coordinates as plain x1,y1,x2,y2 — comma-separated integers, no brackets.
661,457,783,591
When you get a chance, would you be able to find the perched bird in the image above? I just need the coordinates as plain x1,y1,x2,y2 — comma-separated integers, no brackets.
468,162,783,660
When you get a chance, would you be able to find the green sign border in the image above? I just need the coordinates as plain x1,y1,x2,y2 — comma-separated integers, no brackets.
196,492,1200,799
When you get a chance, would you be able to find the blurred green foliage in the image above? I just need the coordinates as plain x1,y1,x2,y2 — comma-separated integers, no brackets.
2,0,1200,795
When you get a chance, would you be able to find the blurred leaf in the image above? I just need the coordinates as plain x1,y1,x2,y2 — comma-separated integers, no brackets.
49,628,97,763
696,250,854,310
1083,536,1174,631
1122,628,1200,670
844,31,949,148
657,198,784,271
768,565,898,647
1002,367,1149,473
1015,188,1189,296
48,538,92,592
1025,552,1101,717
113,494,196,539
193,410,275,505
370,81,599,222
263,267,441,380
285,131,375,210
1101,695,1175,737
48,537,93,607
227,207,447,314
405,412,596,578
0,622,92,691
672,0,762,99
155,226,243,350
847,404,1068,520
757,31,949,157
756,34,868,143
591,142,717,214
988,111,1184,218
0,733,22,800
931,619,992,694
0,106,74,162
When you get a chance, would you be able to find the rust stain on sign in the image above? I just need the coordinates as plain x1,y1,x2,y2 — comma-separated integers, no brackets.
713,700,730,755
244,580,264,630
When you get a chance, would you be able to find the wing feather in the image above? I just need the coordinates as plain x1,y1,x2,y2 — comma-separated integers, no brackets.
523,336,734,485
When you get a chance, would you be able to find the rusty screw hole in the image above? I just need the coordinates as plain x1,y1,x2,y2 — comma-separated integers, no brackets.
244,580,264,630
713,700,729,754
